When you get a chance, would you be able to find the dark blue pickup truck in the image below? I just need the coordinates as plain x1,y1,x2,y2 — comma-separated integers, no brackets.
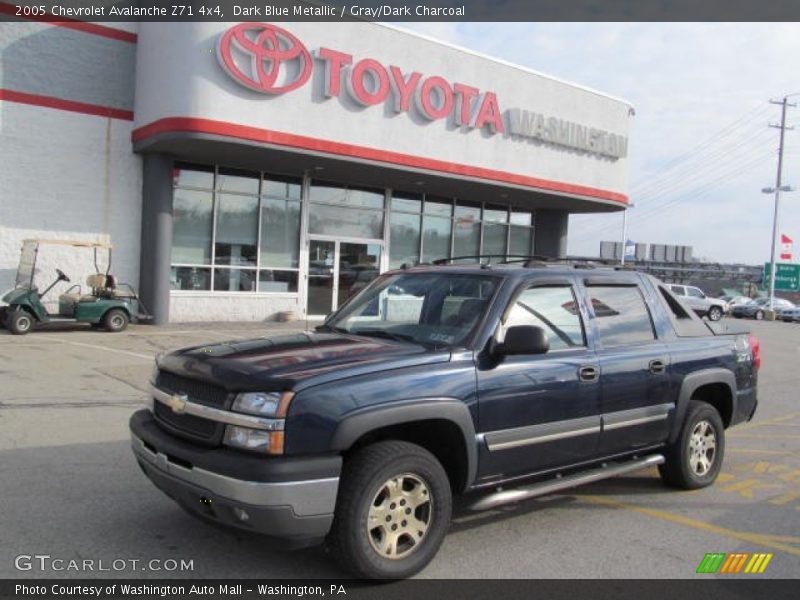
130,260,760,579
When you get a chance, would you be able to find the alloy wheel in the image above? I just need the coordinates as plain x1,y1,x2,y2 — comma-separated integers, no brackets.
367,473,432,560
688,420,717,477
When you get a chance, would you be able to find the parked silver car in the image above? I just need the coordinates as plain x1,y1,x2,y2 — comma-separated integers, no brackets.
669,284,727,321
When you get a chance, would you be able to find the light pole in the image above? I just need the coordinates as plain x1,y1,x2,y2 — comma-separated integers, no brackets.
620,203,635,265
763,93,798,311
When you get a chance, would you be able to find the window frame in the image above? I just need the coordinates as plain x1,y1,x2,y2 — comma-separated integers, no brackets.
170,163,302,295
497,278,589,353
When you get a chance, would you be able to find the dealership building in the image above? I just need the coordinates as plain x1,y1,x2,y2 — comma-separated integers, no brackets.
0,19,633,323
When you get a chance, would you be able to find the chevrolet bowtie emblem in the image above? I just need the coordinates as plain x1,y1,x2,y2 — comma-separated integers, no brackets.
167,393,188,414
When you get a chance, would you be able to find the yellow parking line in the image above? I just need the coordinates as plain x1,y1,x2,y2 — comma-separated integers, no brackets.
735,412,800,431
729,434,800,440
579,495,800,557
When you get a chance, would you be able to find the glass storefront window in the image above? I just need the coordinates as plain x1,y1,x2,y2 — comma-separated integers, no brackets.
172,189,213,264
510,211,532,226
263,175,302,200
309,203,384,239
483,223,508,256
260,197,300,268
453,203,481,258
424,196,453,216
509,226,533,256
421,214,451,263
484,206,508,223
258,270,298,293
389,212,421,268
214,268,257,292
310,181,384,209
173,163,214,189
170,266,211,291
392,193,422,213
217,168,260,195
215,194,258,265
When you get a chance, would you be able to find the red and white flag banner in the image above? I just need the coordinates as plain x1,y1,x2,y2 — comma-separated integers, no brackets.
780,234,793,261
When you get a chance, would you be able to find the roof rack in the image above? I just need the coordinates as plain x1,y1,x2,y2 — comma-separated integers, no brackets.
430,254,630,269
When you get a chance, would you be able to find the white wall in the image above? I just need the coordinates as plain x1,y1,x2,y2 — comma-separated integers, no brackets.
0,102,142,305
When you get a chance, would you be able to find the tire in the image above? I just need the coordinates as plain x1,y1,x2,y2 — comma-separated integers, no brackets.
7,309,34,335
327,440,452,579
754,310,764,321
707,306,723,321
659,400,725,490
103,308,129,332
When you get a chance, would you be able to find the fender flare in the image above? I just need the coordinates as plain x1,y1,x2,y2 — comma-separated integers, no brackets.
330,398,478,491
669,368,737,443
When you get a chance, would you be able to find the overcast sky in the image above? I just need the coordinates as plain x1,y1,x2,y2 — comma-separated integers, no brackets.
401,22,800,265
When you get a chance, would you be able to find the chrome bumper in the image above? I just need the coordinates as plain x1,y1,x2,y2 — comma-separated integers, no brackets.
131,432,338,518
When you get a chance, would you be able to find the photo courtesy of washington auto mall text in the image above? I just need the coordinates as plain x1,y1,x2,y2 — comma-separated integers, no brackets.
0,0,799,599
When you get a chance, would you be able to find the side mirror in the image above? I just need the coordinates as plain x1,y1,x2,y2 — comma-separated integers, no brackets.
496,325,550,356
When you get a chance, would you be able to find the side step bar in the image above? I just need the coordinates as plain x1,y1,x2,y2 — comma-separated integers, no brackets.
469,454,665,511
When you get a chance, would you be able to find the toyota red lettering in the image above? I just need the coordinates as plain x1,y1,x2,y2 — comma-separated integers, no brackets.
217,22,505,135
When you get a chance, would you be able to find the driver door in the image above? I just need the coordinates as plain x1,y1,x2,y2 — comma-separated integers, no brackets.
475,278,601,481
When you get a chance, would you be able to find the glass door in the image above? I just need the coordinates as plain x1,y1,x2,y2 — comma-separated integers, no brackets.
306,239,381,317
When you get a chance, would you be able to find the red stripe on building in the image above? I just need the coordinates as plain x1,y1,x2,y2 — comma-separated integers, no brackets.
0,89,134,120
133,117,629,205
0,3,138,43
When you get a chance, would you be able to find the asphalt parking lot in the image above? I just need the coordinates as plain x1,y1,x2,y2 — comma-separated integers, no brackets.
0,319,798,579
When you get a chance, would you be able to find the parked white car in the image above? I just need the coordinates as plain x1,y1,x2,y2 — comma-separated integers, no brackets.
669,284,727,321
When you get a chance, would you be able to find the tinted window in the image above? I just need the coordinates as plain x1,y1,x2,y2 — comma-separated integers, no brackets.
669,285,685,296
687,287,704,298
503,286,585,350
589,286,655,347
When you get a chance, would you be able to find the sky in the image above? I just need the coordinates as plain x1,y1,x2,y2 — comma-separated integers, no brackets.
400,22,800,265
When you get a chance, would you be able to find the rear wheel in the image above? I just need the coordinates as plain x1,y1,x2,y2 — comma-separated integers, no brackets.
754,310,764,320
103,309,129,332
659,400,725,490
7,309,34,335
707,306,723,321
327,440,452,579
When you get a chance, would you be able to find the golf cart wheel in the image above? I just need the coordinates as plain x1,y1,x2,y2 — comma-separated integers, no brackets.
327,440,452,579
7,309,34,335
707,306,723,321
103,309,129,332
754,310,764,321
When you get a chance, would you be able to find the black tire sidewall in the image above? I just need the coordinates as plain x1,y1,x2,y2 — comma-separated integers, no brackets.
676,403,725,489
708,307,722,321
336,444,452,579
9,309,33,334
755,310,764,320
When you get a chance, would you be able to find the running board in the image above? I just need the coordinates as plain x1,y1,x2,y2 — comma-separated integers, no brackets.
469,454,665,511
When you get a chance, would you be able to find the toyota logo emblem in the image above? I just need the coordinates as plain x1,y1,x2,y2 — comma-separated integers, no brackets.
216,23,312,94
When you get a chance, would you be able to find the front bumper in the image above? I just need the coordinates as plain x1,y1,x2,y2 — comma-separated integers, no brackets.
130,410,340,543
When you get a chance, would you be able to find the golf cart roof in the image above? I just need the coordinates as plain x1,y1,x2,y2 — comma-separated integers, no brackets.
24,239,113,249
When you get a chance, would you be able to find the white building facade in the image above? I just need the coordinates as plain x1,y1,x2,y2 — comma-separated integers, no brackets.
0,19,632,323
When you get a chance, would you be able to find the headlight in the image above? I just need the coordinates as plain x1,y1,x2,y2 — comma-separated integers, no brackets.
232,391,294,418
223,425,284,454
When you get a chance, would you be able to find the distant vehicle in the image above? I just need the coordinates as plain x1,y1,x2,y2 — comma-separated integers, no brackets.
731,297,795,320
778,306,800,323
720,296,753,313
668,285,727,321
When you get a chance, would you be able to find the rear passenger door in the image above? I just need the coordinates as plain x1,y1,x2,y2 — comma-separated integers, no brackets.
583,278,674,455
476,278,601,481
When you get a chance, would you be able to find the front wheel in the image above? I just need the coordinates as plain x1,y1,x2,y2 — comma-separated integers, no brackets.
327,440,452,579
707,306,723,321
103,308,129,332
659,400,725,490
7,309,34,335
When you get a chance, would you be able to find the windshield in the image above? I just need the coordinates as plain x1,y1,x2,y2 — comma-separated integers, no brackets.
15,241,37,288
322,272,500,348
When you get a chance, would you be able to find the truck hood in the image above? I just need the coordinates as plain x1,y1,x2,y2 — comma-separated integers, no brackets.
157,332,451,392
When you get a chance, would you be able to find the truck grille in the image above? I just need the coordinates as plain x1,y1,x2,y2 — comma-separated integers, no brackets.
152,371,230,444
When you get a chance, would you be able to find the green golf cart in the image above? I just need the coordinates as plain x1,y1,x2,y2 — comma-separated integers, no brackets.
1,239,150,335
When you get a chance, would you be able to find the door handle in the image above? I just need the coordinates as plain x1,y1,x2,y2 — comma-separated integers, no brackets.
649,359,666,374
579,365,599,382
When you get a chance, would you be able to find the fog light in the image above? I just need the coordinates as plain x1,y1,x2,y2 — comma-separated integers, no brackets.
233,507,250,522
223,426,285,454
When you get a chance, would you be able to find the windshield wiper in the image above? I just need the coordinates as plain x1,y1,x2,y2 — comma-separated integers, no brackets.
352,328,417,343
